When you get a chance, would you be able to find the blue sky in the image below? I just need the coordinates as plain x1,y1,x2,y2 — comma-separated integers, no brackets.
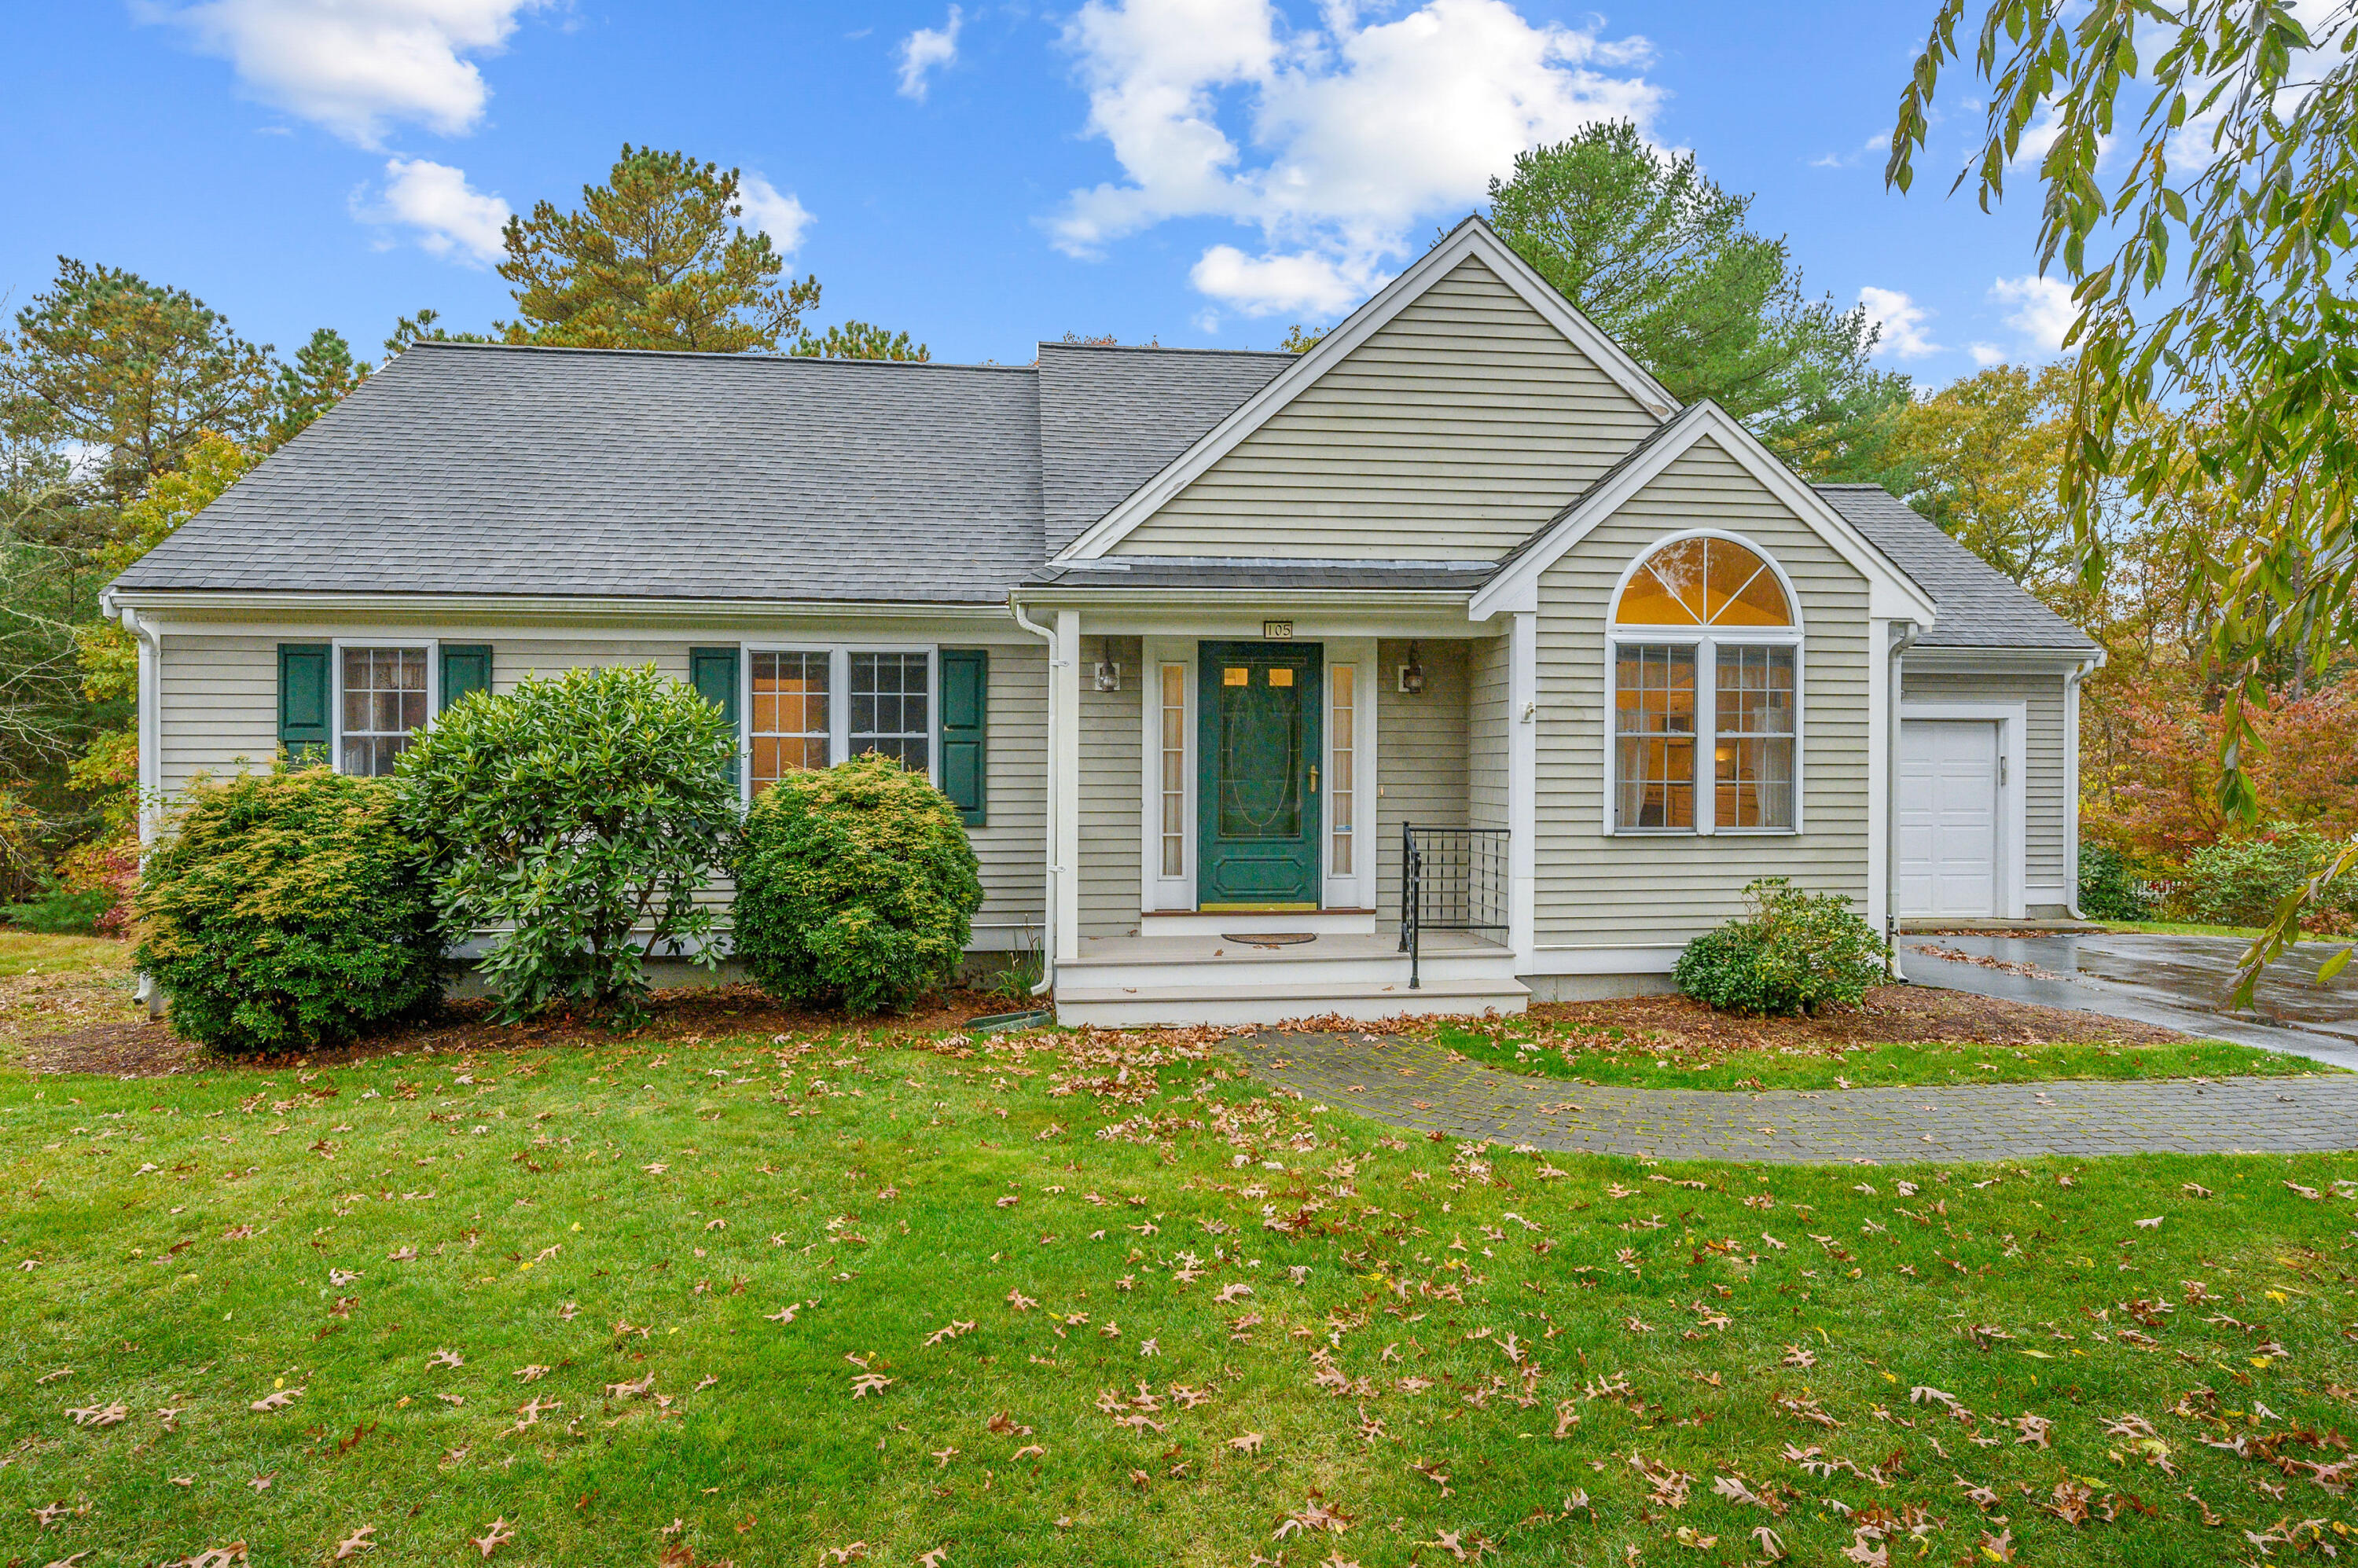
2,1,2073,382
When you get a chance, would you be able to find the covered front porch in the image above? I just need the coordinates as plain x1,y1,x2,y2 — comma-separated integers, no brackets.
1012,566,1537,1026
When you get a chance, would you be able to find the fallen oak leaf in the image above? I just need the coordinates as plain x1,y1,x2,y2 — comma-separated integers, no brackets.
248,1388,303,1412
333,1526,377,1559
469,1518,514,1559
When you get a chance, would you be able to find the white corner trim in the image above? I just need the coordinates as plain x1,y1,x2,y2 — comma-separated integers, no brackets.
2062,649,2103,918
1468,403,1942,626
1899,700,2030,920
1054,219,1677,564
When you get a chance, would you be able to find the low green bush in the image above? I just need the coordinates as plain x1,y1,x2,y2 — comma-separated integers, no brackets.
1673,876,1890,1015
2,887,115,935
733,753,983,1014
2171,824,2358,929
132,765,441,1055
2077,842,2153,922
397,664,739,1024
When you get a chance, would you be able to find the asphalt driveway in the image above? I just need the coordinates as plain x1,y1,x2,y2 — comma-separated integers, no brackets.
1902,929,2358,1068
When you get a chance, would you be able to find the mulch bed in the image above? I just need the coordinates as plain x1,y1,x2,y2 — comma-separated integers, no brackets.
1522,985,2186,1049
15,975,2186,1081
17,984,1032,1080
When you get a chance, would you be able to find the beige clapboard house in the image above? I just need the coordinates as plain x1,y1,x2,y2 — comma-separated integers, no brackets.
103,218,2100,1026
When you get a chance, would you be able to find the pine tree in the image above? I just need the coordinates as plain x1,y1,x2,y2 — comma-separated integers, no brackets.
269,328,368,446
496,146,821,352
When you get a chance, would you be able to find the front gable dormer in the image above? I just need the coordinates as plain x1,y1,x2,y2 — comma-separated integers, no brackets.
1059,219,1677,563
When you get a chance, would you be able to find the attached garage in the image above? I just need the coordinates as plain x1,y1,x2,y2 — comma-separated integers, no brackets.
1897,716,2010,917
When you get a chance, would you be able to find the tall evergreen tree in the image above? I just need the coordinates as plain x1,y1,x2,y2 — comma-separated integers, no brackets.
790,321,929,361
0,259,275,505
1486,123,1905,481
496,146,822,352
269,328,368,446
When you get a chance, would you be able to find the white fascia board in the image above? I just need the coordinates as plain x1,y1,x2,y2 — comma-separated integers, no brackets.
1904,643,2104,673
105,589,1018,626
1052,218,1678,564
1469,403,1942,626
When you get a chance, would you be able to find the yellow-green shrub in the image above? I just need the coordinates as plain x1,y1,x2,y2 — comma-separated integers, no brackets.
134,765,440,1054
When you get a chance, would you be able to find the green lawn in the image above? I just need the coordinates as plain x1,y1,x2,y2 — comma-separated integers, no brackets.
0,930,131,982
1433,1019,2326,1092
4,1026,2354,1566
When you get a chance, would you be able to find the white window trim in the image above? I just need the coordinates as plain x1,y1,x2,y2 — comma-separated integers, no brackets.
329,637,439,776
1600,530,1806,837
1321,637,1377,911
1897,700,2029,920
1135,637,1378,913
740,642,939,804
1138,637,1197,913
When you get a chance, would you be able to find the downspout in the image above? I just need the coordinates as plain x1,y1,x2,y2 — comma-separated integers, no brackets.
1885,619,1920,973
1008,593,1059,998
2062,648,2106,920
116,600,166,1015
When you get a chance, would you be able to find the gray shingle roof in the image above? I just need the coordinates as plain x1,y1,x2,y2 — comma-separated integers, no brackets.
1038,342,1291,556
1813,483,2099,654
112,342,1047,604
1023,556,1493,592
107,337,2098,659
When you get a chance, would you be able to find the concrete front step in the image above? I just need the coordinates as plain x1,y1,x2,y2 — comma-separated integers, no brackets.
1054,975,1530,1029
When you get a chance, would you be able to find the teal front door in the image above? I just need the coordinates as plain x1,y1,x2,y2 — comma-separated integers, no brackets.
1198,641,1322,909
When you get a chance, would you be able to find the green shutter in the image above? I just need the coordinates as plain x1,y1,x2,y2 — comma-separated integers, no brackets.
689,646,741,791
439,644,492,711
277,642,332,763
938,648,987,827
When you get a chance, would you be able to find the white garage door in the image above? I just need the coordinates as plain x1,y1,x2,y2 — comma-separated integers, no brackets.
1897,720,1999,917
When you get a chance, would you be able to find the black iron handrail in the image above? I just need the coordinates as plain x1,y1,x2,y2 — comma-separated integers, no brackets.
1398,823,1509,990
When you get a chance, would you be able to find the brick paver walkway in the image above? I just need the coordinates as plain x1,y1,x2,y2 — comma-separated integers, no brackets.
1229,1031,2358,1163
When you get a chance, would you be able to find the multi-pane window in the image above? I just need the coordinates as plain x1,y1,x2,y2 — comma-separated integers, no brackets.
340,647,428,777
1328,663,1356,874
751,651,830,794
1715,645,1796,829
850,652,929,772
1159,663,1186,878
1611,536,1800,834
1614,644,1697,829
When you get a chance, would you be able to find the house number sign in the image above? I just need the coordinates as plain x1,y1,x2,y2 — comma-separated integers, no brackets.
1262,619,1295,640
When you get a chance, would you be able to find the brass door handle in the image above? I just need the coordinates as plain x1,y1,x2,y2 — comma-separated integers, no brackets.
1309,764,1319,793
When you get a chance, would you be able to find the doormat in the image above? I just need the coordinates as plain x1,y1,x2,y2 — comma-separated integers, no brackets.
1224,932,1317,946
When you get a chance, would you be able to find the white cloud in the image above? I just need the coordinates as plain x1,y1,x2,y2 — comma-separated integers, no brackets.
1189,244,1378,317
737,176,813,255
1989,273,2076,353
142,0,546,146
1967,340,2007,367
359,157,511,263
1052,0,1661,318
1857,285,1940,359
898,6,963,101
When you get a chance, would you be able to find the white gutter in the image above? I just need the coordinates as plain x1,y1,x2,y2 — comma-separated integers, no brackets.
1008,594,1060,1000
2062,647,2106,920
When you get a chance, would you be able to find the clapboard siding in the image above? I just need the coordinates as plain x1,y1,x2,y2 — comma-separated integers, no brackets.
1375,638,1470,922
157,633,280,792
1903,665,2070,898
1467,633,1510,832
152,628,1048,949
1533,437,1873,949
1078,636,1143,938
1111,259,1662,560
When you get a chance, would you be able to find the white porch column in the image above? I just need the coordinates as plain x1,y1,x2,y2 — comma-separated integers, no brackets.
1508,611,1537,968
1052,609,1084,968
129,610,161,846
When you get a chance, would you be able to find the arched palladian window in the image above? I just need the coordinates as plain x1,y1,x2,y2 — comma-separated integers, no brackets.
1610,534,1800,834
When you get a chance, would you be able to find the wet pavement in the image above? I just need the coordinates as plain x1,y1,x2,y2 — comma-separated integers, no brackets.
1229,1030,2358,1162
1901,931,2358,1069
